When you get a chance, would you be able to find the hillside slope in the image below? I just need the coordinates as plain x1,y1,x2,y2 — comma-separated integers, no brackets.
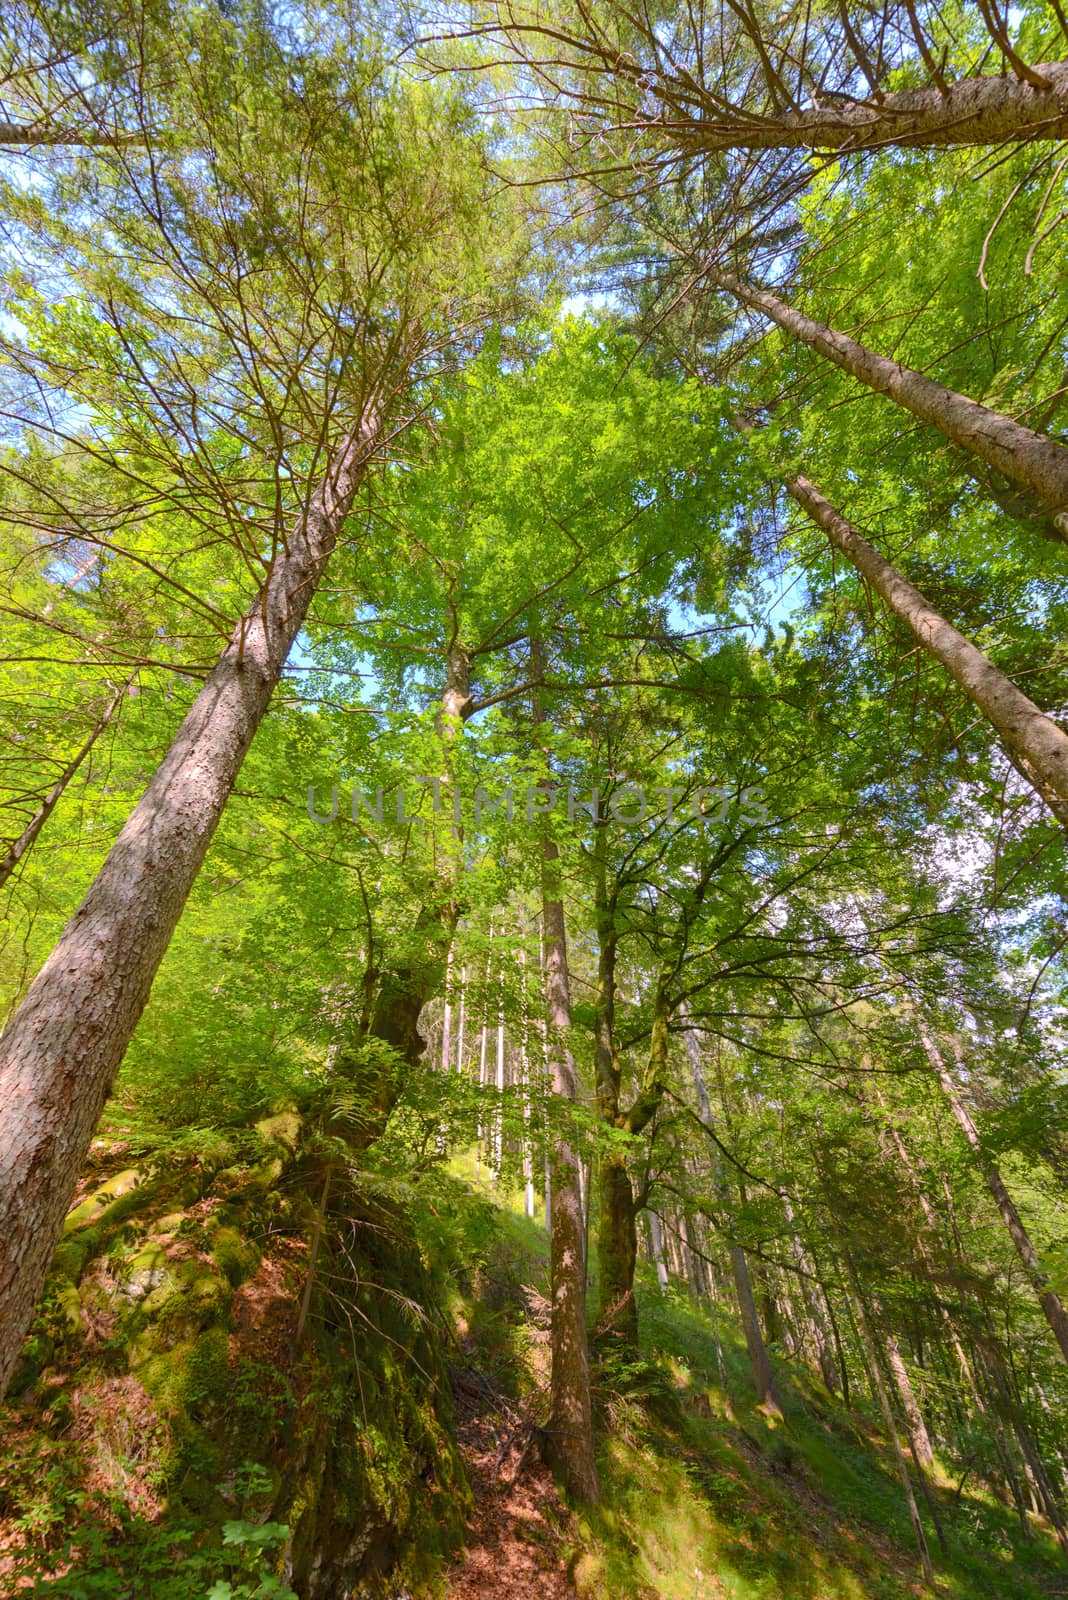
1,1133,1065,1599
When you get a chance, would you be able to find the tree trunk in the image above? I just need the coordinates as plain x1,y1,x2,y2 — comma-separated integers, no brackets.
782,1196,838,1391
681,1210,707,1301
648,1210,670,1292
682,1015,784,1416
539,874,600,1502
493,972,506,1178
723,1239,780,1416
475,923,492,1178
783,468,1068,813
850,1277,935,1586
916,1021,1068,1363
596,1154,641,1341
0,411,380,1396
674,60,1068,155
532,641,599,1504
519,947,536,1220
476,1016,488,1178
716,267,1068,535
882,1321,936,1470
590,839,639,1344
440,942,455,1074
455,965,466,1073
536,925,553,1236
865,1078,1043,1521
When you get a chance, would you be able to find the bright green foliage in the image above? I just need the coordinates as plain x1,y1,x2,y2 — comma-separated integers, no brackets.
2,0,1068,1594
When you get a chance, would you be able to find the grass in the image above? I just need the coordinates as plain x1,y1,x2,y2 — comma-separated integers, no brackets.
441,1164,1068,1600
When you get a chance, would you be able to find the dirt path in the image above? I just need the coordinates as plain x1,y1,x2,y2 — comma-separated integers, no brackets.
445,1373,577,1600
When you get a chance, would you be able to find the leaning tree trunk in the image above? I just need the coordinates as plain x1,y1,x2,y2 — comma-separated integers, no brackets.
782,467,1068,818
864,1078,1043,1516
782,1194,838,1392
915,1019,1068,1364
0,409,380,1397
714,267,1068,536
851,1278,936,1587
672,60,1068,155
682,1014,783,1417
880,1316,936,1473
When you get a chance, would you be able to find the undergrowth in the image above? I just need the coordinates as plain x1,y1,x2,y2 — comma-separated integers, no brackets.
447,1169,1068,1600
3,1142,1066,1600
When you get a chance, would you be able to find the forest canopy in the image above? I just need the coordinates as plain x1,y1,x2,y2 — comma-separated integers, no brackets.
0,3,1067,1597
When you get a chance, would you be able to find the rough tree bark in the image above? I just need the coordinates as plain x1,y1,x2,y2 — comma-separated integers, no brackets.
715,267,1068,537
0,408,381,1396
783,468,1068,816
674,60,1068,154
532,643,600,1504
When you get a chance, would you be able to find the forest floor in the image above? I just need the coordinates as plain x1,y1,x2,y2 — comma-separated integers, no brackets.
4,1142,1066,1600
444,1161,1068,1600
444,1388,577,1600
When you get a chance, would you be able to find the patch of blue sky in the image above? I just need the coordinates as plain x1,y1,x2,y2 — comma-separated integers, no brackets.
665,551,811,645
284,627,384,711
558,291,611,319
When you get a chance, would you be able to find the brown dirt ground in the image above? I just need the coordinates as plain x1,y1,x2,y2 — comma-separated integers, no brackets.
445,1373,577,1600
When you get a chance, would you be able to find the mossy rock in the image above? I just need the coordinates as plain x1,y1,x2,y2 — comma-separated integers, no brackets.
51,1230,96,1284
138,1324,232,1421
52,1279,82,1335
209,1225,261,1287
119,1241,170,1303
131,1258,231,1359
255,1109,302,1151
64,1168,143,1231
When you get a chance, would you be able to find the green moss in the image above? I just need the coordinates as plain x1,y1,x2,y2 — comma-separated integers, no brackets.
52,1280,82,1335
209,1225,261,1287
130,1242,167,1272
63,1168,143,1231
255,1110,302,1151
12,1133,484,1597
51,1232,95,1284
138,1324,231,1415
131,1259,230,1358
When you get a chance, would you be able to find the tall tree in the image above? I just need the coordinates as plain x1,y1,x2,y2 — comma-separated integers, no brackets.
0,3,516,1394
532,640,600,1504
